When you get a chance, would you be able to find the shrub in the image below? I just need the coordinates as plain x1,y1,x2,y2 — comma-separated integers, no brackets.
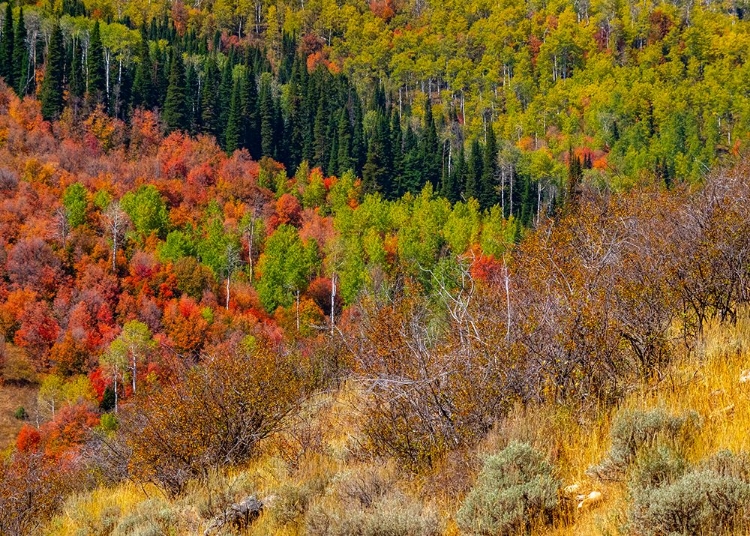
629,446,687,491
456,442,561,535
701,450,750,482
305,490,440,536
98,413,118,432
274,482,324,526
589,408,700,481
121,346,308,495
630,470,750,535
111,498,176,536
13,406,27,420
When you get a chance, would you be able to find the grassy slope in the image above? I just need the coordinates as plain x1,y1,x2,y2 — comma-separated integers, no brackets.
0,384,38,451
43,312,750,535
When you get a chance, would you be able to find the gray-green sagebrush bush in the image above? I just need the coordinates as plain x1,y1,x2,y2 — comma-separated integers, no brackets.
630,469,750,535
589,408,700,481
591,407,750,535
304,467,441,536
457,442,561,535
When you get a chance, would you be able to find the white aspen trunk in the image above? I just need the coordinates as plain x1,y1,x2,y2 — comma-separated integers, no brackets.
131,348,137,395
537,180,542,225
105,50,110,101
330,273,336,335
226,274,230,310
114,366,119,413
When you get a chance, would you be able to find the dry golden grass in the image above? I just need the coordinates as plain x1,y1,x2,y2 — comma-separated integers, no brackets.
0,383,38,451
42,310,750,535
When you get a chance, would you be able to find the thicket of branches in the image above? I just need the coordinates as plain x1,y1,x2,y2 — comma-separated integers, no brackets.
349,163,750,468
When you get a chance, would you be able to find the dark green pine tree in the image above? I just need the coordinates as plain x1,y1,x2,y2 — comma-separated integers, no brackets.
69,39,84,100
0,2,14,88
224,77,241,154
162,47,188,132
313,91,329,171
448,144,466,203
259,73,275,158
184,61,197,133
86,20,106,109
40,22,65,121
362,112,394,196
154,48,169,107
12,7,27,95
259,73,276,157
218,54,234,144
284,57,306,170
390,110,404,196
302,71,317,164
273,90,284,161
567,147,582,208
421,99,440,188
480,123,498,209
327,121,339,175
337,108,353,176
131,36,155,109
401,126,422,195
465,138,483,201
351,91,366,175
200,56,220,137
241,67,259,157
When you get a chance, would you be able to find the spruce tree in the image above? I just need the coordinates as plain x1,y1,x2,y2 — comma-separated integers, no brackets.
241,68,259,157
200,56,220,137
401,126,422,195
337,108,353,176
391,110,404,196
86,20,106,109
465,139,483,201
0,2,14,88
162,48,188,132
40,22,65,121
224,78,241,154
12,7,26,95
184,61,197,133
362,112,393,196
218,54,233,138
259,72,275,158
69,39,84,101
421,99,440,188
449,144,466,203
313,91,329,170
285,59,304,170
352,92,365,174
131,36,154,109
480,124,498,209
567,148,582,208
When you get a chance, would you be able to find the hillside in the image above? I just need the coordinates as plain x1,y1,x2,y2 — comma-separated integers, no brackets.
2,0,750,533
38,310,750,535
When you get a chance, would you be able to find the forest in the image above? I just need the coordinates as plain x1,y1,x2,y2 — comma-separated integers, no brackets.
1,0,750,533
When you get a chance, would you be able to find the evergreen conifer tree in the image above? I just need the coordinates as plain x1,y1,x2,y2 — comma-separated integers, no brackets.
131,36,154,109
465,139,483,201
0,2,14,88
337,108,353,176
225,77,241,154
201,56,220,137
86,20,106,109
40,22,65,121
69,39,84,100
12,7,27,95
480,123,498,209
241,67,259,156
259,73,275,158
421,99,440,188
162,47,188,132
